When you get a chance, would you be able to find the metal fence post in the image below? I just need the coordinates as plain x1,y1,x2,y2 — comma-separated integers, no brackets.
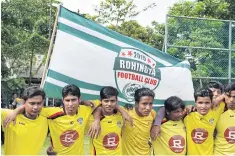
228,20,232,83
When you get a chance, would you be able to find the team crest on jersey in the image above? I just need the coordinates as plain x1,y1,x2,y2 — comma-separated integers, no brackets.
209,118,214,124
113,48,161,102
191,128,208,144
168,135,185,153
77,117,83,125
224,126,235,144
117,121,122,128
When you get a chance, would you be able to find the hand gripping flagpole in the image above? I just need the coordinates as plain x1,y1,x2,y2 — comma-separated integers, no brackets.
40,5,61,88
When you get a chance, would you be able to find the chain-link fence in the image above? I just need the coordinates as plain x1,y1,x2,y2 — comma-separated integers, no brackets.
165,15,235,90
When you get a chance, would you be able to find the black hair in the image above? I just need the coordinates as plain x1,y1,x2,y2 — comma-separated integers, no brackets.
134,88,155,103
100,86,118,100
208,81,224,93
164,96,185,112
224,83,235,95
22,86,45,101
194,88,213,102
62,84,81,98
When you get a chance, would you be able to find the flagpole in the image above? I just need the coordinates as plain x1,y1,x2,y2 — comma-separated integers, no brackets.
40,5,61,88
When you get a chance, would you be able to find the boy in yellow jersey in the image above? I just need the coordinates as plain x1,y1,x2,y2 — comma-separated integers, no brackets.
4,84,101,155
214,83,235,155
1,86,48,155
151,81,225,140
184,88,225,155
152,96,186,155
90,86,123,155
122,88,156,155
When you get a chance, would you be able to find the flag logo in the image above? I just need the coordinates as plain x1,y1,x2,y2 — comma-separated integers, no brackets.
114,48,161,102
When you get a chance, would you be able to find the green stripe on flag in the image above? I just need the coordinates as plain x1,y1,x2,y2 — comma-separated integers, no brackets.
44,82,133,106
44,81,195,107
44,81,62,98
47,69,103,91
46,69,127,100
174,62,191,69
57,24,193,68
58,23,121,54
59,6,180,65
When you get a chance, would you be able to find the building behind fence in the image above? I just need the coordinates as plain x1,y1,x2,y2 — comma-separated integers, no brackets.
165,15,235,90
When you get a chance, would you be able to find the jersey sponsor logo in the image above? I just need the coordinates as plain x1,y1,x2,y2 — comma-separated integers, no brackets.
18,122,25,125
60,130,79,147
103,132,119,150
168,135,185,153
191,128,208,144
77,117,83,125
224,126,235,144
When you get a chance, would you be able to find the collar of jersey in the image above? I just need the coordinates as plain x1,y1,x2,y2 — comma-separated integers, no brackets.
162,118,182,125
194,110,213,122
227,109,235,115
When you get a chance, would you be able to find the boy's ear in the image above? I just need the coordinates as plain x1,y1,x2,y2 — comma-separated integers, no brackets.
78,97,81,103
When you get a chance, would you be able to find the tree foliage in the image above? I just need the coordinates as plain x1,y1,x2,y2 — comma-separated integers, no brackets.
166,0,235,79
1,0,58,79
93,0,156,26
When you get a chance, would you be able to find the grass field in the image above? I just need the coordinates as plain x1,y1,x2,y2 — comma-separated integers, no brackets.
1,135,91,155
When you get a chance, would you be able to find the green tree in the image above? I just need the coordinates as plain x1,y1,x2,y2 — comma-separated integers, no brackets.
108,20,164,50
1,0,58,80
90,0,164,50
166,0,235,81
198,0,235,20
93,0,156,26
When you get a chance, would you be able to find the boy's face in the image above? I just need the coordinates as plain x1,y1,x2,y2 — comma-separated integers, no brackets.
101,96,117,115
63,95,80,115
168,107,184,121
196,96,212,115
135,96,153,116
25,95,44,118
209,87,222,99
225,90,235,110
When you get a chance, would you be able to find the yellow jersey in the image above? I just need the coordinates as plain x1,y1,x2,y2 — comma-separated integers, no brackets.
1,109,48,155
122,108,156,155
184,102,225,155
40,100,100,155
152,119,186,155
214,109,235,155
90,112,123,155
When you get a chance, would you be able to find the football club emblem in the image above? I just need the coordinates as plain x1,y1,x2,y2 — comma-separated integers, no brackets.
114,48,161,102
77,117,83,125
209,118,214,124
117,121,122,128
